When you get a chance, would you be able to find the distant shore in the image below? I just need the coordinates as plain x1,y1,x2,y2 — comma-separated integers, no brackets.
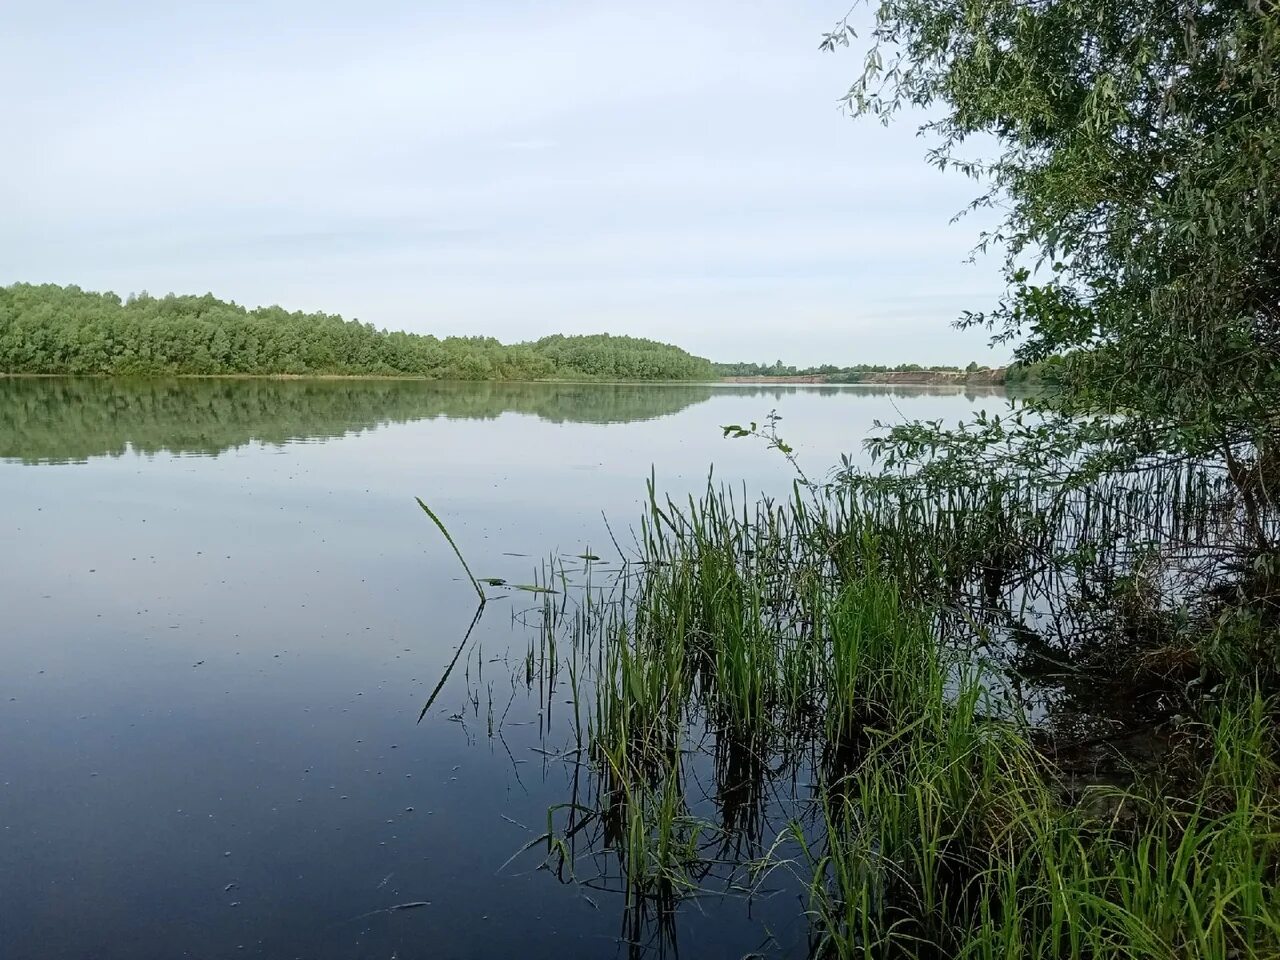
719,368,1007,386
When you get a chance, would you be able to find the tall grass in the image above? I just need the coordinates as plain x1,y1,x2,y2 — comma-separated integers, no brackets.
796,686,1279,958
492,477,1280,956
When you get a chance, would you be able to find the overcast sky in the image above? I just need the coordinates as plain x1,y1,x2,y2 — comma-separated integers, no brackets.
2,1,1008,366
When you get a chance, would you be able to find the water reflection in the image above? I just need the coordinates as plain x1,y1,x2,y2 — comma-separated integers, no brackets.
0,377,715,464
0,378,1007,960
0,377,1008,465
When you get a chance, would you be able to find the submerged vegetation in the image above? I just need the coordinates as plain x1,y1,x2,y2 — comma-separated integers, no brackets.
0,283,715,380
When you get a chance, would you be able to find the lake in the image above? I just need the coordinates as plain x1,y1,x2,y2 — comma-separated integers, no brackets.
0,377,1011,960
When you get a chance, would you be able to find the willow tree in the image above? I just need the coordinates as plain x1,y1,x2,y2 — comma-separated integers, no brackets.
828,1,1280,557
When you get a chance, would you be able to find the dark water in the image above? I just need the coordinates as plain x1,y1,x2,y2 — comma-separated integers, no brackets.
0,377,1009,960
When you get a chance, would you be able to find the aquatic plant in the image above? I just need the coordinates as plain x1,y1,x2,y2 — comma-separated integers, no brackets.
482,475,1280,957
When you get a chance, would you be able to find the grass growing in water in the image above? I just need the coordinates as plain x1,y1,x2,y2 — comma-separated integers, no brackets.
503,479,1280,958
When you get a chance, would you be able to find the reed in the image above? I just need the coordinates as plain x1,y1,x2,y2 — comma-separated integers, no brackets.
487,474,1280,955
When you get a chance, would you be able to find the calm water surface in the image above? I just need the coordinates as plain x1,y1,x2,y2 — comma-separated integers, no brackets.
0,378,1009,960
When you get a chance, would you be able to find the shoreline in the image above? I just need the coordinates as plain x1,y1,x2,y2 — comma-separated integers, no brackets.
719,370,1007,386
0,372,712,385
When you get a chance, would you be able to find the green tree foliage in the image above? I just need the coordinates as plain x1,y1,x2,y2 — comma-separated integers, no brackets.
1003,356,1066,386
825,0,1280,542
530,333,714,380
0,284,715,381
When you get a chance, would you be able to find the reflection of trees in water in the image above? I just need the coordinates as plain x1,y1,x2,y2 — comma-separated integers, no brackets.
0,378,715,464
0,378,1011,465
709,383,1010,402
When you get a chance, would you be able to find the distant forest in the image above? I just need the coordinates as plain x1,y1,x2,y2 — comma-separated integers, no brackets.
715,359,987,381
0,283,1049,384
0,284,715,381
714,358,1061,385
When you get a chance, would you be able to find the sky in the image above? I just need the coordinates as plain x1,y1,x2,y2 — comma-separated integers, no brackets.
1,1,1009,367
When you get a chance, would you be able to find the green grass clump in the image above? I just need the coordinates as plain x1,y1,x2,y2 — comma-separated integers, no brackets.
510,482,1280,956
800,687,1280,959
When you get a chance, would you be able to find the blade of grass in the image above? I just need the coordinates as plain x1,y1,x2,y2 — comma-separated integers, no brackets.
416,496,486,603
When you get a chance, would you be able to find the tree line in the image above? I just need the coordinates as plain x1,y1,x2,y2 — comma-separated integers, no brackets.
0,284,715,381
713,359,1007,382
